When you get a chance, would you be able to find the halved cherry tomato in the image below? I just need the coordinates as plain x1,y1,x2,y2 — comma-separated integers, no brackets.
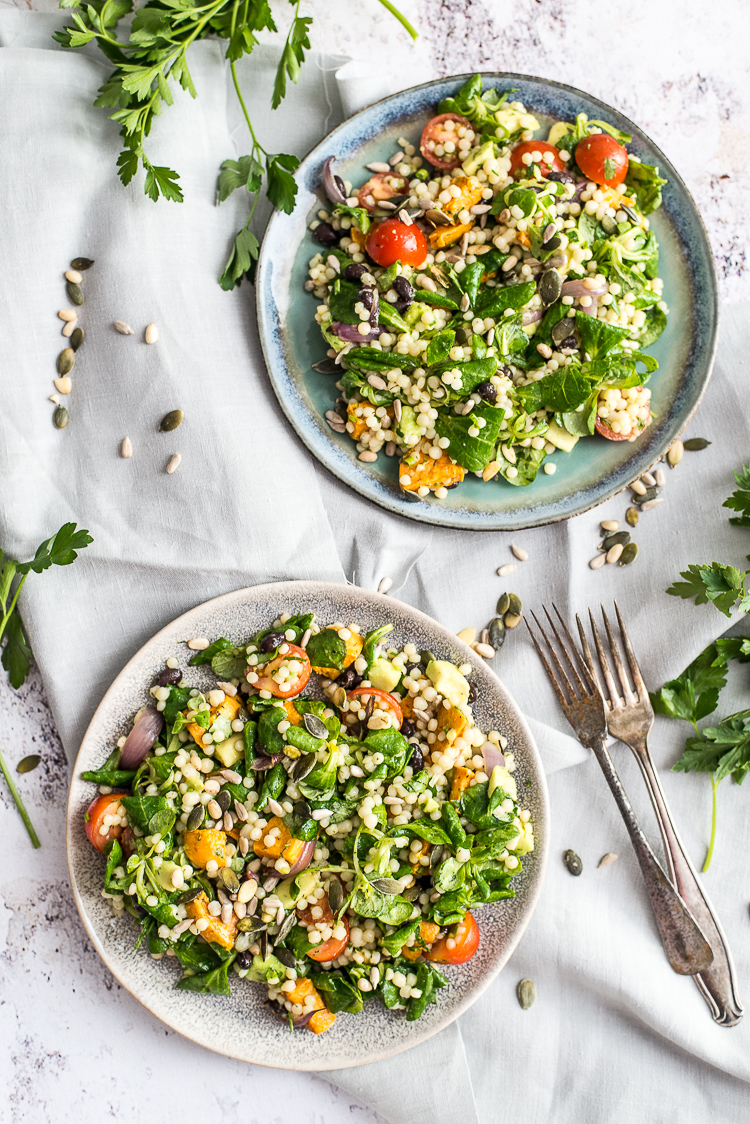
425,911,479,965
365,218,427,268
307,915,350,962
357,172,409,212
84,794,125,853
420,113,474,171
595,398,651,442
509,140,564,178
575,133,629,188
252,643,311,699
345,686,403,729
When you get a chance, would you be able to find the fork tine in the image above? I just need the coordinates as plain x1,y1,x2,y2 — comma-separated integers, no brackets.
551,604,598,695
543,606,590,697
575,612,606,700
588,607,623,709
531,610,578,700
601,604,636,704
525,618,569,709
613,600,648,701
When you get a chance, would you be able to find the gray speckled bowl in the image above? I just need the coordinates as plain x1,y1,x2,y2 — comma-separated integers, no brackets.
256,72,718,531
66,581,549,1070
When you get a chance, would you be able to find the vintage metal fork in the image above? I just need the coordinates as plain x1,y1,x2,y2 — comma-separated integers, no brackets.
527,607,713,977
579,603,743,1026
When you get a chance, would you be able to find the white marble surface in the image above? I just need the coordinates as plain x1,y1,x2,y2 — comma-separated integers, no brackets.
1,1,749,1120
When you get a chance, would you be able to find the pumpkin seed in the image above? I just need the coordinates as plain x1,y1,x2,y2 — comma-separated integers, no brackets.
303,713,329,740
488,616,506,650
563,849,582,876
312,357,339,374
71,257,94,271
425,208,454,227
218,866,240,894
186,804,205,831
403,884,421,901
371,877,403,895
66,280,84,306
625,506,639,527
292,753,316,782
619,542,639,566
429,845,445,870
542,235,561,252
274,945,296,968
633,485,661,505
420,649,436,667
294,799,312,822
601,215,617,235
259,930,269,960
16,754,41,774
539,269,562,306
215,788,231,813
176,886,203,904
160,409,183,433
598,852,619,867
332,686,346,708
496,592,511,616
601,531,631,550
507,593,522,617
69,327,85,352
328,878,345,913
237,916,266,932
56,348,75,375
517,978,536,1009
683,437,711,451
53,406,69,429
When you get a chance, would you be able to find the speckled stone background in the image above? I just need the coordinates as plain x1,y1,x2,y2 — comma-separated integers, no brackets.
1,0,748,1120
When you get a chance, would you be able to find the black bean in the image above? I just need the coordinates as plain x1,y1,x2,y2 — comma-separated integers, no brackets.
334,174,346,197
260,631,284,652
236,950,253,970
400,718,417,738
394,298,411,313
546,170,575,184
343,263,367,282
313,222,338,247
153,667,181,687
393,276,414,303
475,381,497,403
338,666,362,691
559,335,577,350
358,287,375,310
497,364,514,378
408,746,424,771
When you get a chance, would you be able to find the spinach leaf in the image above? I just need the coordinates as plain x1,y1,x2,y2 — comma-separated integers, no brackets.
311,972,364,1014
399,820,452,846
475,281,535,318
533,302,570,348
349,882,413,925
536,364,590,412
414,289,459,311
459,261,485,307
256,762,286,810
243,720,258,772
163,685,191,727
378,301,411,334
638,306,667,348
305,628,348,671
425,329,456,366
188,637,233,667
257,707,287,754
429,887,472,926
283,806,318,841
560,396,597,437
430,357,499,397
407,962,447,1021
294,698,341,738
344,347,414,370
178,954,236,995
310,796,358,824
104,839,124,887
494,312,530,356
173,933,223,974
120,794,176,837
491,184,537,218
328,278,360,325
434,402,505,472
472,333,487,359
458,781,510,830
472,823,523,857
380,918,421,956
211,646,247,679
286,726,326,756
82,746,136,789
499,445,547,487
577,210,602,246
332,203,371,234
364,727,412,778
625,158,667,215
284,924,315,959
575,311,630,359
339,368,395,408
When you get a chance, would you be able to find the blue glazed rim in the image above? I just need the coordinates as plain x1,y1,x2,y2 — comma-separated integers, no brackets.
256,72,719,531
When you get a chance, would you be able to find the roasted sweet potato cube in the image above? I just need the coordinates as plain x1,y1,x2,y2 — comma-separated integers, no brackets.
450,765,474,801
309,1008,337,1034
186,692,244,747
428,220,474,249
438,703,470,740
402,920,442,960
442,176,484,218
252,815,307,866
183,828,228,869
185,891,237,950
399,444,465,493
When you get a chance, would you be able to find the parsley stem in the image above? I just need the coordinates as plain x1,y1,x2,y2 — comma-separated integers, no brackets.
702,773,718,872
375,0,419,40
0,744,41,849
0,572,27,647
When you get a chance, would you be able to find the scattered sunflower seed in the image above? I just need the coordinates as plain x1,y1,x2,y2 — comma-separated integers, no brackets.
61,319,78,338
53,406,69,429
640,472,656,487
497,563,518,577
69,326,85,351
654,467,666,487
121,436,133,459
667,440,684,467
303,713,328,740
683,437,711,451
325,411,346,433
625,507,639,527
606,543,624,564
16,754,41,774
378,576,393,594
504,613,522,629
367,374,387,391
66,281,84,306
145,322,159,344
457,627,477,645
619,542,639,565
70,257,94,271
631,479,647,496
563,849,582,876
56,348,75,375
600,520,619,532
517,978,536,1010
166,453,181,474
511,544,528,561
114,320,135,335
589,554,606,570
366,161,391,173
49,395,60,405
58,308,78,322
482,460,500,482
160,409,184,433
598,852,619,868
640,497,664,511
488,616,506,649
65,269,83,285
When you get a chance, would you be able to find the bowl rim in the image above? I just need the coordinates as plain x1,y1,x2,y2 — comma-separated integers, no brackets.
66,578,550,1069
256,69,719,531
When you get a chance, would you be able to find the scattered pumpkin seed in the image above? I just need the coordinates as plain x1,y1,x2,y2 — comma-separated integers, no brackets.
218,866,239,893
176,886,203,904
114,320,135,335
328,879,345,913
619,542,639,566
56,348,75,375
145,322,159,344
16,754,41,774
683,437,711,451
292,752,317,782
303,713,328,740
53,406,69,429
496,592,510,616
551,317,574,345
488,616,506,650
71,257,94,271
539,268,562,306
403,885,421,901
667,440,684,467
601,214,617,236
160,409,184,433
543,235,562,251
69,326,85,351
632,486,661,506
312,357,339,374
166,453,181,474
601,531,631,550
517,978,537,1010
507,593,522,617
563,849,582,876
598,852,619,868
121,436,133,459
430,845,445,870
625,506,639,527
186,804,205,831
274,911,297,946
66,280,84,306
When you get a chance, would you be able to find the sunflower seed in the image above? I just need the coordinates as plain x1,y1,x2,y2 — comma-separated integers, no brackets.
65,269,83,285
619,542,639,565
377,200,398,211
58,308,78,322
480,628,490,646
114,320,135,335
145,323,159,344
563,849,582,876
207,799,222,819
267,798,285,818
488,617,506,649
482,460,500,482
511,544,528,561
62,319,78,338
186,804,205,831
371,877,403,895
303,713,329,740
606,543,624,564
631,479,647,495
366,161,391,173
53,406,69,429
470,203,491,215
69,326,85,351
625,507,639,527
667,440,684,467
121,436,133,459
517,978,536,1009
54,376,72,395
71,257,94,271
328,878,345,913
176,886,203,904
359,450,377,462
16,754,41,774
292,752,316,782
654,467,666,487
474,642,496,658
327,254,341,273
367,374,387,391
497,563,518,577
457,627,477,645
640,472,656,487
683,437,711,451
496,593,511,616
600,520,619,532
66,281,84,306
598,852,619,868
239,834,250,856
234,799,248,822
325,411,346,433
542,223,557,244
640,497,663,511
56,348,75,375
160,409,183,432
166,453,181,474
589,553,606,570
378,576,393,594
49,395,60,405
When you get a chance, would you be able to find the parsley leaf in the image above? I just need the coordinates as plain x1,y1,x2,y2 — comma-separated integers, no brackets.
266,152,300,214
219,227,260,291
1,613,32,690
217,155,263,202
16,522,93,575
722,462,750,529
650,643,727,725
271,13,312,110
667,562,746,617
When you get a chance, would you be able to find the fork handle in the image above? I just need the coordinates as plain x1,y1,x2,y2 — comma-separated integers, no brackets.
589,735,713,976
629,737,743,1025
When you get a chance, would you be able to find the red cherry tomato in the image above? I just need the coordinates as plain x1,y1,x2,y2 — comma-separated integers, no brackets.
425,911,480,965
84,794,125,853
365,218,427,269
357,172,409,212
509,140,564,178
595,393,651,442
575,133,629,188
345,686,404,729
251,643,311,699
307,915,350,962
420,112,475,170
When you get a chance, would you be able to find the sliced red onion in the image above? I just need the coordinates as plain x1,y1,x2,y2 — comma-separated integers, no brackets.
286,840,316,878
482,741,506,775
561,278,608,298
251,753,283,771
522,309,544,326
322,156,346,205
267,1000,315,1029
332,320,382,343
120,706,164,769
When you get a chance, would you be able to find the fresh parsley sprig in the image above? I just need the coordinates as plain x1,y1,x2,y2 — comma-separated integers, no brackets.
0,523,93,847
54,0,417,289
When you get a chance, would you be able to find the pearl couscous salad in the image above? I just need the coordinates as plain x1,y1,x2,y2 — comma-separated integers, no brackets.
307,74,668,497
83,611,532,1033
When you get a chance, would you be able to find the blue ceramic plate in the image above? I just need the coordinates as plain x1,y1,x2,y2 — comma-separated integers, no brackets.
256,73,718,531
